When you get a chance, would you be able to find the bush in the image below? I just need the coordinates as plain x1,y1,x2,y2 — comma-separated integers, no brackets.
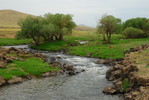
123,27,145,38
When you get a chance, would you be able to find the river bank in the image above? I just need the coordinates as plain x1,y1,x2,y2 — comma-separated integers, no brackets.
0,46,78,87
102,44,149,100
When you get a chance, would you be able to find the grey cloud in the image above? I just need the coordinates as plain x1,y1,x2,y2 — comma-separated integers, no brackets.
0,0,149,27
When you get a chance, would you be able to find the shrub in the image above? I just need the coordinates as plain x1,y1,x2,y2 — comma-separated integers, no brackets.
123,27,145,38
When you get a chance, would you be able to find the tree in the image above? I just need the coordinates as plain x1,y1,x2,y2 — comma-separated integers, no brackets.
43,13,76,41
143,19,149,37
16,13,76,45
123,17,148,30
123,17,149,38
17,16,43,45
97,15,121,43
123,27,144,38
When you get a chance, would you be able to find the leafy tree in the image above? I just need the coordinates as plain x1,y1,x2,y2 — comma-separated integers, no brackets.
17,13,76,45
123,17,149,38
43,13,76,41
17,16,43,45
123,17,148,30
123,27,144,38
143,20,149,37
97,15,121,43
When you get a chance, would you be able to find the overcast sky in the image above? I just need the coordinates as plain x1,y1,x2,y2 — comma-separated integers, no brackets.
0,0,149,27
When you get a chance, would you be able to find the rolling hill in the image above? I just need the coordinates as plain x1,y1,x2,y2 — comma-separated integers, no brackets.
0,9,33,27
0,9,96,38
74,25,96,31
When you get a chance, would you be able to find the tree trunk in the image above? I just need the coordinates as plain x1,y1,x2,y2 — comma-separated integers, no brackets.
55,35,59,40
50,33,54,40
59,33,63,40
102,32,106,41
106,33,111,43
33,37,39,45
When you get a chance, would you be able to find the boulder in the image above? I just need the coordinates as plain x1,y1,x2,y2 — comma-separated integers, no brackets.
106,67,115,80
9,47,20,51
97,59,107,64
0,61,7,68
111,70,122,79
7,77,23,84
114,81,122,92
113,64,122,70
86,53,92,57
131,91,141,100
103,86,117,94
0,76,6,85
49,57,56,62
63,64,75,71
137,77,149,86
124,93,132,100
68,71,76,75
42,71,57,77
97,59,114,65
63,64,76,75
5,57,13,63
52,61,62,69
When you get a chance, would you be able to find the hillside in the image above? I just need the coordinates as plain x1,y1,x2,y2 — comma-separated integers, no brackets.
0,9,96,38
0,9,33,27
75,25,96,31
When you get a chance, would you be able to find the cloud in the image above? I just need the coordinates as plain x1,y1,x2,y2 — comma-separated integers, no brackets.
0,0,149,27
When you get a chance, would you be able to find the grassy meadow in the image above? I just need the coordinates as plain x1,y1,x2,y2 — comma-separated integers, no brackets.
0,27,20,38
0,57,60,79
0,25,149,60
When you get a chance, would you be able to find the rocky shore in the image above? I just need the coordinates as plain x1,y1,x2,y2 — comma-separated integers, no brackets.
100,44,149,100
0,47,77,87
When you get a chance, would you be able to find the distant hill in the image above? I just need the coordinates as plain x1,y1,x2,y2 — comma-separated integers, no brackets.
0,9,33,28
74,25,96,32
0,9,96,31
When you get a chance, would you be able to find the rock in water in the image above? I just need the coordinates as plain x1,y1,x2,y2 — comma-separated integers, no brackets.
103,86,117,94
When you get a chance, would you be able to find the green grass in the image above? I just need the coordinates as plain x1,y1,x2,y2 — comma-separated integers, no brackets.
0,38,30,46
69,38,149,59
31,41,67,51
0,57,60,79
30,34,149,59
31,34,98,51
122,78,131,91
146,64,149,68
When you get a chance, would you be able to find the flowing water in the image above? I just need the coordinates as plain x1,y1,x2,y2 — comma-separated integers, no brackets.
0,45,122,100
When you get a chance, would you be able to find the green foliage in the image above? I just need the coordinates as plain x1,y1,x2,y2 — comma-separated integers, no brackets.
0,37,30,46
123,27,145,38
122,78,131,91
143,22,149,37
97,15,121,42
123,17,149,38
17,13,76,45
123,17,148,30
17,16,43,45
0,57,60,79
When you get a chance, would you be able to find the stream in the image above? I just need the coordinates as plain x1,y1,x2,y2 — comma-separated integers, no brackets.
0,45,122,100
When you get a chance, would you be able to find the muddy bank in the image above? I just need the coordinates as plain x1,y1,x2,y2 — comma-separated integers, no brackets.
102,44,149,100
